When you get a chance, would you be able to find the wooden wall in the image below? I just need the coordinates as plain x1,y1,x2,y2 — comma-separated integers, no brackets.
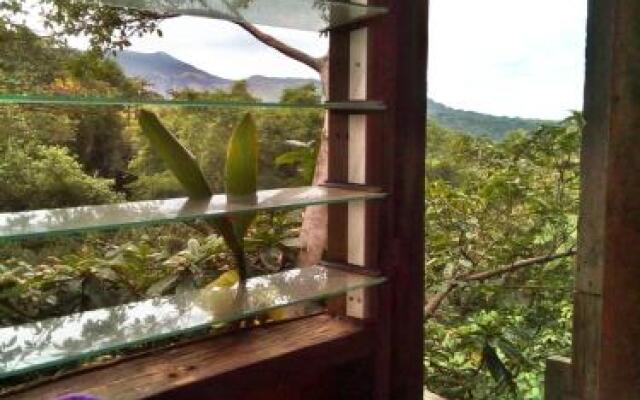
572,0,640,398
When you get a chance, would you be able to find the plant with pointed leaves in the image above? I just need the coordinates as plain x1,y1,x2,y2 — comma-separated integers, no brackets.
138,110,258,282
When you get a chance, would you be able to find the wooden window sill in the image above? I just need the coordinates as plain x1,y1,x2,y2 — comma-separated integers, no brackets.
4,314,373,400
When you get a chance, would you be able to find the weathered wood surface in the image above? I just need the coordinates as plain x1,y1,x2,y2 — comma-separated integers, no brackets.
545,356,572,400
4,315,372,400
345,24,368,319
327,0,428,395
326,27,350,264
365,0,428,398
325,27,352,317
573,0,640,398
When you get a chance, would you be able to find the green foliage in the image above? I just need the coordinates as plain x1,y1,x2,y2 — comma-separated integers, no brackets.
0,139,123,211
25,0,164,51
71,109,132,177
428,99,549,141
0,23,137,193
0,226,231,325
0,23,61,92
138,109,212,198
244,211,300,272
224,113,259,249
125,171,184,200
225,113,258,202
128,87,322,196
137,110,262,281
0,210,302,327
275,140,317,184
426,115,581,399
0,24,320,333
280,83,321,105
0,10,325,384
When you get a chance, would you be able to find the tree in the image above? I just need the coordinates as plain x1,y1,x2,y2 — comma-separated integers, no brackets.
2,0,331,264
0,24,141,180
0,138,123,211
425,115,582,398
280,83,321,105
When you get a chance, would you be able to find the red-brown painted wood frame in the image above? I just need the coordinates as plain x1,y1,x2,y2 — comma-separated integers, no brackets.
4,315,374,400
326,0,427,397
571,0,640,398
4,0,427,397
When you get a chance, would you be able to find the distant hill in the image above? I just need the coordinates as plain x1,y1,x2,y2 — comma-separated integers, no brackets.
113,50,546,139
113,51,319,101
427,99,548,140
113,51,231,95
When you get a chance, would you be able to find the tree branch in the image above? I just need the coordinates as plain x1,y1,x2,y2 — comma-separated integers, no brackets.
424,249,576,319
424,282,459,319
117,15,325,77
235,22,324,72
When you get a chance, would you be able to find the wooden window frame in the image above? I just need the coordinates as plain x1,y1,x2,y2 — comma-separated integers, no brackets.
536,2,640,399
5,0,427,398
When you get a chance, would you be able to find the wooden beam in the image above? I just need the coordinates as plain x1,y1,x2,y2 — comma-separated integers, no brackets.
4,315,373,400
573,0,640,398
545,356,572,400
326,28,350,267
366,0,428,398
345,23,369,319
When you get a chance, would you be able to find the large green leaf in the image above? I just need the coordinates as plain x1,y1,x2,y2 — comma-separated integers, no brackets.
225,113,258,200
225,113,258,240
137,109,212,198
137,110,246,279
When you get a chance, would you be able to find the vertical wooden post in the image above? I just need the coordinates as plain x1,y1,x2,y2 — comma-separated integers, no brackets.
327,30,350,268
573,0,640,398
367,0,427,398
327,0,427,397
346,23,369,319
545,356,572,400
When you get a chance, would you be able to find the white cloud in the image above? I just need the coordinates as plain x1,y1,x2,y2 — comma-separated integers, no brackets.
67,17,328,80
35,0,587,119
428,0,587,119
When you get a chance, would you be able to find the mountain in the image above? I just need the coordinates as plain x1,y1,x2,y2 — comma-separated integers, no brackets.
113,51,232,95
427,99,548,140
113,51,320,101
113,50,545,138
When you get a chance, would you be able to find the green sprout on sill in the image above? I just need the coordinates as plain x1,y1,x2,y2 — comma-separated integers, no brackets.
138,110,258,284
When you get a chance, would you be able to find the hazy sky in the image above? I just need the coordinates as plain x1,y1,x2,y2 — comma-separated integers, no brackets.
62,0,587,120
428,0,587,119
